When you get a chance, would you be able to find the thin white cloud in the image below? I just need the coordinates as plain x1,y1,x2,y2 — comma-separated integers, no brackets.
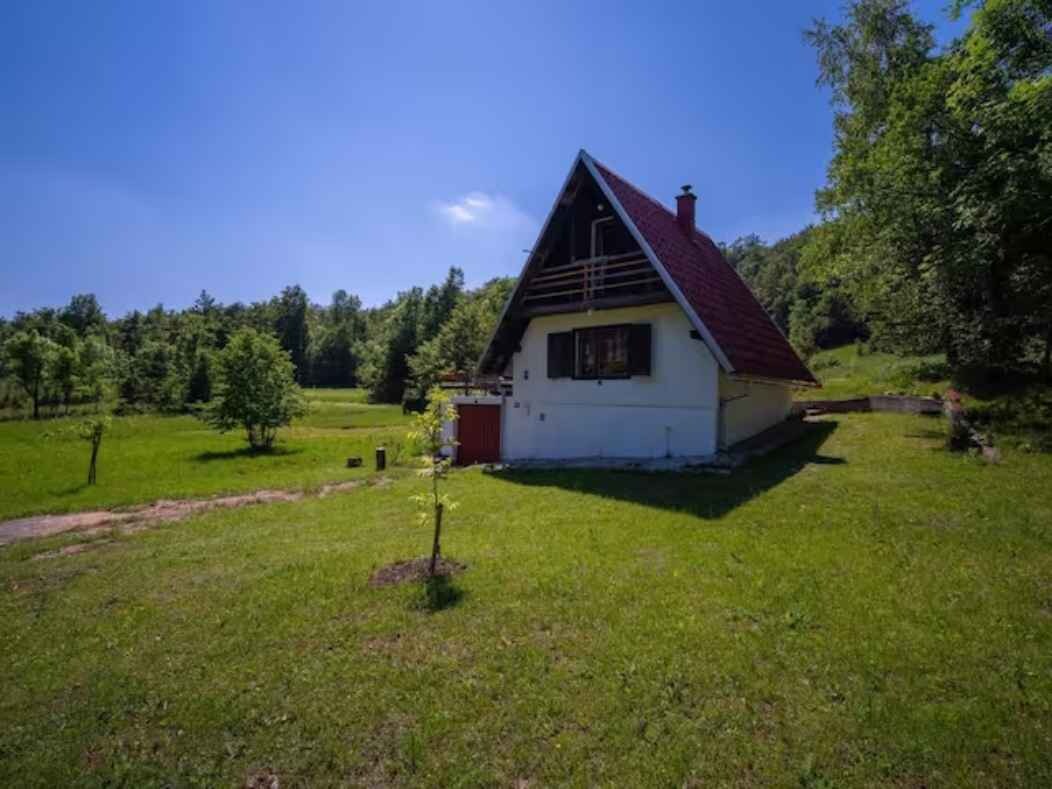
433,191,534,232
429,190,538,277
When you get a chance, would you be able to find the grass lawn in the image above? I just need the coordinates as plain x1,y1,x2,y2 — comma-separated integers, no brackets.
0,389,414,520
2,412,1050,786
300,388,411,430
805,344,951,400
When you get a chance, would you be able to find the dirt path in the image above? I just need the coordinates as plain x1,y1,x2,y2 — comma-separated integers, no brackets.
0,478,390,548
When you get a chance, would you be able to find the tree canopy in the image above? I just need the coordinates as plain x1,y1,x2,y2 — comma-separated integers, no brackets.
0,269,513,419
802,0,1052,373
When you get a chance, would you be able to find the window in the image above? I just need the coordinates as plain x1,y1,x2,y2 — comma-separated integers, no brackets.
591,216,616,257
547,324,651,379
576,325,629,378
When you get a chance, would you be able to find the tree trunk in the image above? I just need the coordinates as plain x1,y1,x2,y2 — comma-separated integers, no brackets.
32,381,40,420
429,502,444,576
88,441,100,485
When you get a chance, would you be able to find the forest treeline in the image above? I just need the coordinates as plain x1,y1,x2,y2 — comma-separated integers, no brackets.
0,272,514,417
2,0,1049,418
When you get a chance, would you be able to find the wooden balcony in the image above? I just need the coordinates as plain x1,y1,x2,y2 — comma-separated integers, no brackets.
518,251,670,316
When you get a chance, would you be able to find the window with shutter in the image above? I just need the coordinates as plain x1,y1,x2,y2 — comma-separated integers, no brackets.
547,332,573,378
629,324,652,376
549,324,651,379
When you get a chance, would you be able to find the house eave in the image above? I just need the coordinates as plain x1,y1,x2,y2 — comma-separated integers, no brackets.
728,373,821,389
477,150,592,375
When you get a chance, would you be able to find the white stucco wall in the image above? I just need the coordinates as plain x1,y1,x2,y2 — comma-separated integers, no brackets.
501,303,720,460
718,374,793,448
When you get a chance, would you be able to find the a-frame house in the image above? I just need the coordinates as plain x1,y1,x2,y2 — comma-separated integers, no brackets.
455,150,816,464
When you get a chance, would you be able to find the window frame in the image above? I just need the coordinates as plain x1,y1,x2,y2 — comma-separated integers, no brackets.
590,216,616,258
572,323,632,380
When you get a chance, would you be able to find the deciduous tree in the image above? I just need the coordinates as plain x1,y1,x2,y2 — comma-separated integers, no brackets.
76,415,111,485
803,0,1052,374
274,285,311,384
205,328,307,450
48,343,78,414
4,330,57,419
408,388,458,576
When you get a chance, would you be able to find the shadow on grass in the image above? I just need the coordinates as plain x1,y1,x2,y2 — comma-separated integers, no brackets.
486,420,842,520
412,575,466,613
192,446,303,463
51,482,90,497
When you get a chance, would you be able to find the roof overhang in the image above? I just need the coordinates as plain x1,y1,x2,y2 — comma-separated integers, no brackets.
729,373,822,389
477,151,590,374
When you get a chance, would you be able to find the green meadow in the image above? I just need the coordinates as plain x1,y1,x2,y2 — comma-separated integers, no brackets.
0,389,414,520
2,411,1051,786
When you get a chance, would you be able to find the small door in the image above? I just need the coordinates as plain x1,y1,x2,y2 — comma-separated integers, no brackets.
456,404,501,465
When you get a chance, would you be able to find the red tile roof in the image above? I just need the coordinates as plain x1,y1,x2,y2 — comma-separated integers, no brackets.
592,158,817,385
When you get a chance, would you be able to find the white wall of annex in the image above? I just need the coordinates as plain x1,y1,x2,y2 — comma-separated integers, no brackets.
718,374,793,448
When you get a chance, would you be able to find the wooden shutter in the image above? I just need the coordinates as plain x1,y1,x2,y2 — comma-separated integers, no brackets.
628,324,652,376
547,332,573,378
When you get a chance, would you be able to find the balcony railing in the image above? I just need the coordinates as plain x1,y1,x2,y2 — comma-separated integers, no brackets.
520,251,665,307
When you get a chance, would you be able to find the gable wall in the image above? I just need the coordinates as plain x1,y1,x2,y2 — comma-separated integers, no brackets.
501,303,719,460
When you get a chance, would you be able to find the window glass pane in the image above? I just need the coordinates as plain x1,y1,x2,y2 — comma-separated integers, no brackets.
576,330,596,377
599,326,628,376
575,325,629,378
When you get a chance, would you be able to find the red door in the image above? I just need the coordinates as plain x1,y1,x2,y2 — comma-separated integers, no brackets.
456,404,501,465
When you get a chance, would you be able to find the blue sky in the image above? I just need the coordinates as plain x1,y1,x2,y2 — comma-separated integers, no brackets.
2,1,966,317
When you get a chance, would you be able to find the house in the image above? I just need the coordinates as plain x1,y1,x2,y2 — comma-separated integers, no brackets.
451,150,817,465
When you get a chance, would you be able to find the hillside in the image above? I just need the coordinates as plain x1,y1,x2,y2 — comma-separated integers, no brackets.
804,345,950,400
806,344,1052,452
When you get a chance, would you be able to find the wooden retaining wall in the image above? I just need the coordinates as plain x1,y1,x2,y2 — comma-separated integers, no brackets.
793,395,943,416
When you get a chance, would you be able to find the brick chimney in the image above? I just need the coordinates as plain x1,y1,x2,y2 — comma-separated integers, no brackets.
676,185,696,236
